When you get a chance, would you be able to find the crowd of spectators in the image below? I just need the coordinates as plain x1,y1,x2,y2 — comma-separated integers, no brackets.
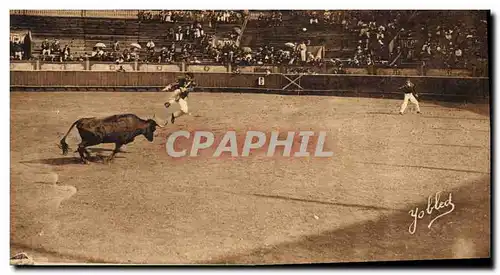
36,38,73,62
85,39,210,64
413,16,488,68
341,11,488,69
339,11,409,67
12,10,487,72
257,11,283,27
84,17,216,64
207,40,323,66
137,10,245,26
255,10,345,27
290,10,346,25
129,10,245,63
10,38,24,60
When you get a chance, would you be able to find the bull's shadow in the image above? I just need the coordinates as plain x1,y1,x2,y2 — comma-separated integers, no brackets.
87,148,129,154
21,155,125,166
21,157,83,166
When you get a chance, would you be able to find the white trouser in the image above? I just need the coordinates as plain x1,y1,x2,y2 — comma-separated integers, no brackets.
400,93,420,113
168,97,188,113
167,90,189,118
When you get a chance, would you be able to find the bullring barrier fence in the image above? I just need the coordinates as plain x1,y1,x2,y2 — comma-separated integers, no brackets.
10,70,489,103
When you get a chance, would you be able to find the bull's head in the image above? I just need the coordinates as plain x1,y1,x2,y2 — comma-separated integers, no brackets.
144,114,165,142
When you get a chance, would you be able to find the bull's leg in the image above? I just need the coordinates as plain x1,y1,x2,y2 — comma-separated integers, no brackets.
77,146,91,159
77,143,90,164
77,138,99,164
106,143,123,163
83,149,91,158
76,129,102,163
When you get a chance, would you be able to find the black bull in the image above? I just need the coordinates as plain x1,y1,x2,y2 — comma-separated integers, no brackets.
59,114,164,163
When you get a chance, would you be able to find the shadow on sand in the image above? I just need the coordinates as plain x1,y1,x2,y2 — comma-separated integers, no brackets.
204,175,491,265
87,148,129,154
20,155,125,166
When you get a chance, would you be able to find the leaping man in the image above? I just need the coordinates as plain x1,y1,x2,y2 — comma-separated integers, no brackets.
162,72,197,124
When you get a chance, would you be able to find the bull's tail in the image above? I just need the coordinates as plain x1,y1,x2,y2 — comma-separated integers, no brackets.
59,119,80,155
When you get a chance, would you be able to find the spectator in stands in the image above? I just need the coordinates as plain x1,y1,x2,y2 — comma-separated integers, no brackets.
91,48,97,59
159,47,169,63
323,10,338,25
421,38,432,57
13,39,23,60
116,54,124,64
130,47,139,61
10,40,14,59
175,26,183,41
144,11,153,21
216,11,223,22
197,22,204,36
51,39,61,61
165,11,172,22
276,12,283,26
445,30,453,42
167,28,175,40
113,41,120,52
298,41,307,63
194,25,202,40
158,10,165,22
41,38,51,60
184,26,191,40
146,39,155,61
94,47,105,60
258,12,265,25
137,10,144,22
62,45,71,61
309,11,319,25
123,48,131,62
102,50,111,61
454,47,463,65
191,56,201,64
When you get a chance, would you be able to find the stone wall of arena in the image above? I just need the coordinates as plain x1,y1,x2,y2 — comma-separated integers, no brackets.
10,64,489,102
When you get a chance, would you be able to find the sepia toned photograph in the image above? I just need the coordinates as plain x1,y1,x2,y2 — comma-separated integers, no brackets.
9,9,491,266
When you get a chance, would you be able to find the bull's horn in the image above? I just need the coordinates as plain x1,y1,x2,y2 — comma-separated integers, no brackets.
152,114,165,128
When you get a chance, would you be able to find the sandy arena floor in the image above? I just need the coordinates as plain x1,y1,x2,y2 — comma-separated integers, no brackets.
10,91,490,264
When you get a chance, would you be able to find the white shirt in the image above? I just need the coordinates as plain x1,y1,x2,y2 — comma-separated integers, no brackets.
299,43,307,52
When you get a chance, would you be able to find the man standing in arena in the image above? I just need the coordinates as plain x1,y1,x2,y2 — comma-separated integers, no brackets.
399,78,421,115
162,72,196,124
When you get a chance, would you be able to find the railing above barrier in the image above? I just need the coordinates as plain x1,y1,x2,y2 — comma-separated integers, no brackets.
10,10,139,19
9,61,487,78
